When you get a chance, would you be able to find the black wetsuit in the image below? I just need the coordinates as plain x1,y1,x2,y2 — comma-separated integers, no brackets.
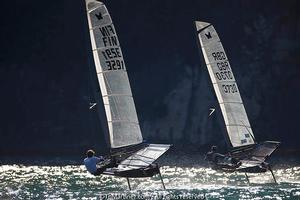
205,151,242,170
93,161,117,175
205,151,225,164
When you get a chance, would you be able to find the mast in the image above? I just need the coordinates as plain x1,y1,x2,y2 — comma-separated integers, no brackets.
195,21,255,148
85,0,143,149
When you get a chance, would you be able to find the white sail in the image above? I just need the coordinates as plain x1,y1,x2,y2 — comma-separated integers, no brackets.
86,0,143,148
195,21,255,148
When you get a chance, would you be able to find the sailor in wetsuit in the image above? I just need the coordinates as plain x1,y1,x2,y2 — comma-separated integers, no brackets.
205,146,241,168
205,145,225,164
84,149,116,176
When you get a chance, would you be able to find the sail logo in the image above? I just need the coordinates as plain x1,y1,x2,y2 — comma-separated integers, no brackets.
95,12,103,20
205,32,212,39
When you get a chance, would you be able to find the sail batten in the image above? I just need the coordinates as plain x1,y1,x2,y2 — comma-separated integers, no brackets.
86,0,143,149
108,120,140,124
195,21,255,148
103,94,133,97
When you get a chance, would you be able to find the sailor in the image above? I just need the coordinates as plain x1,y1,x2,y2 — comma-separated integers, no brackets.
205,146,241,168
204,145,225,164
84,149,116,176
225,152,241,166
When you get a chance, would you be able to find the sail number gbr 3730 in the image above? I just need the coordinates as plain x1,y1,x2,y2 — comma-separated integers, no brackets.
98,21,125,71
212,51,238,94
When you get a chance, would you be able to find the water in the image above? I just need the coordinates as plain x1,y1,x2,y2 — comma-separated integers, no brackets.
1,161,300,200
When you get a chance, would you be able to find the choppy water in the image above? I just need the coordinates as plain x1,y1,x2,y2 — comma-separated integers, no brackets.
1,163,300,200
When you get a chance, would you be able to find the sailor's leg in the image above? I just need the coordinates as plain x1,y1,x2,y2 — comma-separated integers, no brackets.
158,167,166,190
234,171,238,181
245,173,250,185
93,167,106,176
126,177,131,190
268,165,277,184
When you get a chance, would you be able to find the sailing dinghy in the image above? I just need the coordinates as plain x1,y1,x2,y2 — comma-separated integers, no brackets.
84,0,171,189
195,21,280,183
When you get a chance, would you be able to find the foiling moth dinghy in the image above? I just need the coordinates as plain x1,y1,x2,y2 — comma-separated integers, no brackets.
85,0,171,190
195,21,280,184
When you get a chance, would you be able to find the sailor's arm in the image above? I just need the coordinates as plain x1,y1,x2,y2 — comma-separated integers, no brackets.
95,156,105,163
204,153,208,161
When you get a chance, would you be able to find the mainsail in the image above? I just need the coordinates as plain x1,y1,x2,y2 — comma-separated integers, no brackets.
195,21,255,148
86,0,143,149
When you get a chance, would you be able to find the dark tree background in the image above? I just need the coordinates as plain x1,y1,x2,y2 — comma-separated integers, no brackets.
0,0,299,157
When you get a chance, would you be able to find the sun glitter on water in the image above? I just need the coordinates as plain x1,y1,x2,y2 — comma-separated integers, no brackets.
0,164,300,199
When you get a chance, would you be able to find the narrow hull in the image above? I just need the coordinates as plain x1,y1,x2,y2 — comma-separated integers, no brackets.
236,165,268,173
210,141,280,173
103,164,160,178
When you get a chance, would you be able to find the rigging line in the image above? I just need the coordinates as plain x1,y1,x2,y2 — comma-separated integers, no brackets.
124,156,153,165
86,44,101,144
110,148,141,157
124,148,156,166
127,157,153,164
109,143,160,157
128,149,163,164
123,160,152,166
125,157,147,165
249,157,265,162
134,153,156,161
119,163,150,168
